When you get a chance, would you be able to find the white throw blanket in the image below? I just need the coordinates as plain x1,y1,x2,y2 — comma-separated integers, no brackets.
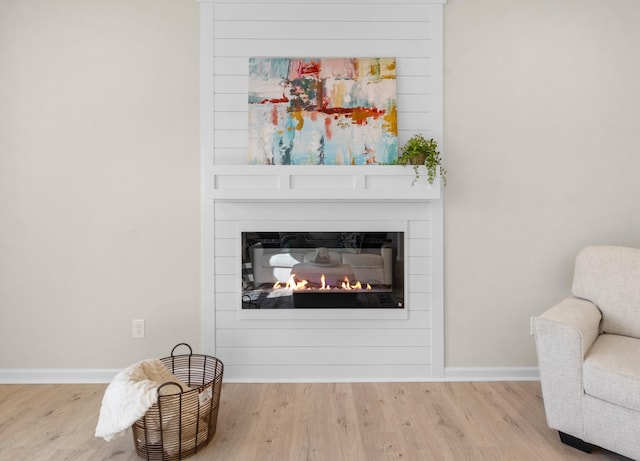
95,358,189,441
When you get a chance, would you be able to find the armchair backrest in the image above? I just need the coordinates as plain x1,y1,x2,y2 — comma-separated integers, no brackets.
572,245,640,338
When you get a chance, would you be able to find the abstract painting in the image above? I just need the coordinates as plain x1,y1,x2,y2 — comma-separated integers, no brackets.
248,57,397,165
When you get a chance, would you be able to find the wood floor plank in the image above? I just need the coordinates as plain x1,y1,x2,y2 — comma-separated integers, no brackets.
0,381,631,461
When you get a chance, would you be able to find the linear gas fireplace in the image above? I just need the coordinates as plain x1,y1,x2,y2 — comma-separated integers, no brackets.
241,231,404,310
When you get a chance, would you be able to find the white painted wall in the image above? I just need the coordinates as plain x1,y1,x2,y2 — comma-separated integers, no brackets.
0,0,202,373
2,0,640,382
444,0,640,370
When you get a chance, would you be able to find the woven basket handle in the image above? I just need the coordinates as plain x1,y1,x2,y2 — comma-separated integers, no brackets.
157,381,185,395
170,343,193,357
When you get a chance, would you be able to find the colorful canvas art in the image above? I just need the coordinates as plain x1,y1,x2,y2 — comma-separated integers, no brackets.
248,57,398,165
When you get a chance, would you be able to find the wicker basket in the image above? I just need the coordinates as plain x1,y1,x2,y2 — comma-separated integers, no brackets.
131,343,224,461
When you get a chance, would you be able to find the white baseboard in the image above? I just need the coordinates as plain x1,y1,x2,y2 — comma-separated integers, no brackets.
1,367,539,384
444,366,539,382
0,368,119,384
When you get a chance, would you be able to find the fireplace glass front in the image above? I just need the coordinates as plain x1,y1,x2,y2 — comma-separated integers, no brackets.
241,231,404,309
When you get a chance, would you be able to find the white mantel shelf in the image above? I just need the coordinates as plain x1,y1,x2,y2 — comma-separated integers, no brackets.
209,165,442,201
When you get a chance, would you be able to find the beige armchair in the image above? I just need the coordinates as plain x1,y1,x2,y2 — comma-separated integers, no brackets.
534,245,640,460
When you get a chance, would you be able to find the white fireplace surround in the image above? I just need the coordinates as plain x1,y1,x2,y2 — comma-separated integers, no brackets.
206,175,444,380
199,0,445,381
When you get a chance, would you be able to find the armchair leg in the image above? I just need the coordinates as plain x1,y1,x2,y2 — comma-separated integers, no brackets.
559,432,594,453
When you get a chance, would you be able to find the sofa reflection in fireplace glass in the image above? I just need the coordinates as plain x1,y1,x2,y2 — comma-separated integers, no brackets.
241,232,404,309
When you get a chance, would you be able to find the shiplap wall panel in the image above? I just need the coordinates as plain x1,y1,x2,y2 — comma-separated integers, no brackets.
213,94,245,112
215,292,236,311
214,21,432,41
215,310,432,330
215,256,236,275
223,364,433,383
408,256,431,275
213,149,243,165
409,219,431,236
215,274,236,291
408,274,432,293
201,0,444,380
214,130,246,149
213,3,433,22
213,220,235,239
214,39,434,58
214,238,236,256
218,347,430,366
410,238,430,256
216,329,431,348
408,292,431,311
214,113,244,130
214,202,431,221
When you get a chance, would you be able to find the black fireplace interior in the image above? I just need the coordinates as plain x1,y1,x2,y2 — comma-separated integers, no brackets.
241,231,404,309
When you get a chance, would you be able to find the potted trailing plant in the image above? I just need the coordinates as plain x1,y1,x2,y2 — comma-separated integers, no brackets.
397,134,447,186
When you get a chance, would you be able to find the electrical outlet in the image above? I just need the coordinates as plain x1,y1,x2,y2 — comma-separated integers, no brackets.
132,319,145,338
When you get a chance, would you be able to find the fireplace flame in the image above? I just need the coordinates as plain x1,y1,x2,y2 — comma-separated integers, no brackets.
272,274,372,291
341,276,353,290
284,274,308,290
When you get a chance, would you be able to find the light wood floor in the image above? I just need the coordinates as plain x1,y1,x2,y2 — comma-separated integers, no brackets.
0,381,631,461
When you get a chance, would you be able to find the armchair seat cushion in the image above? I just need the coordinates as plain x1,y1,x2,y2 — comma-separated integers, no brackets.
583,333,640,412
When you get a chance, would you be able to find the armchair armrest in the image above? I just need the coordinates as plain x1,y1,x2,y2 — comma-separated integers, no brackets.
533,297,601,438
